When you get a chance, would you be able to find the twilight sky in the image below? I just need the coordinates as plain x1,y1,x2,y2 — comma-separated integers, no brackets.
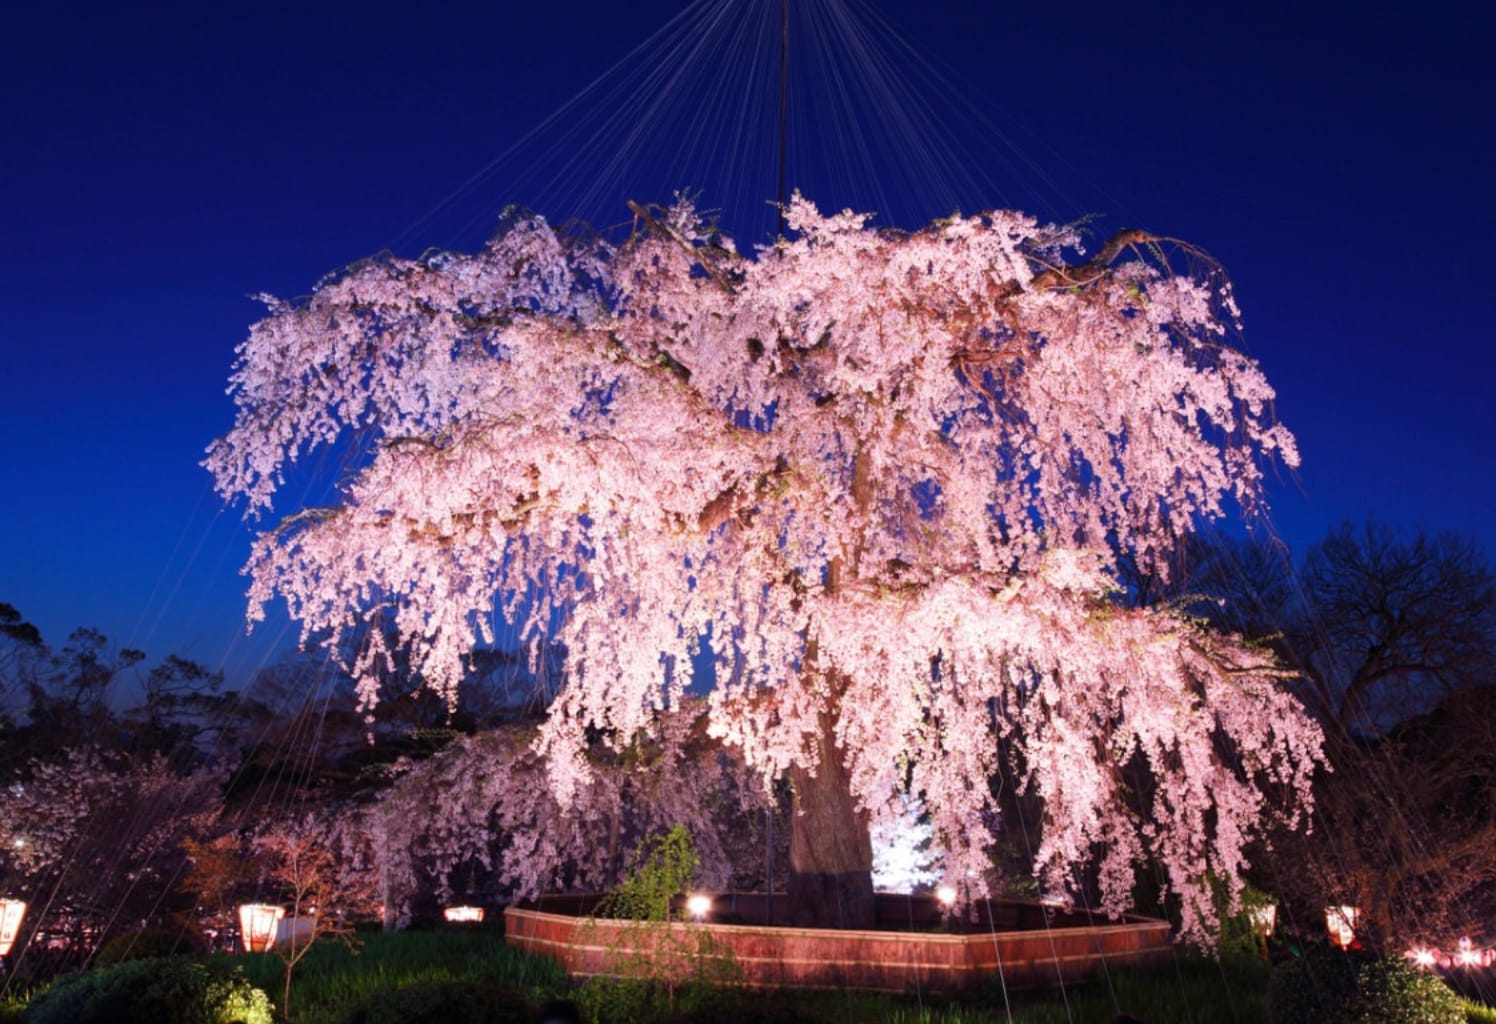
2,0,1492,690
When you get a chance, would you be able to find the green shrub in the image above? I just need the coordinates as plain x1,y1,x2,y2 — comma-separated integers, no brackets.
332,978,534,1024
94,926,198,964
579,826,743,1023
1353,957,1463,1024
1214,881,1277,964
22,956,273,1024
1269,947,1359,1023
1270,949,1464,1024
595,825,700,924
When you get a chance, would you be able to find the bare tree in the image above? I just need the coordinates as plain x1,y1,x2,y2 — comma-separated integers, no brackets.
1266,682,1496,950
178,833,251,950
1299,523,1496,733
1140,523,1496,734
0,602,44,735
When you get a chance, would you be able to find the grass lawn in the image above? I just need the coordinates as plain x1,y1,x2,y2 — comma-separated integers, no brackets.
216,929,1276,1023
219,929,566,1023
0,929,1458,1023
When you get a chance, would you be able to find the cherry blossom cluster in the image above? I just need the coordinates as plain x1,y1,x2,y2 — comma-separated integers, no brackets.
338,709,761,922
1,748,220,888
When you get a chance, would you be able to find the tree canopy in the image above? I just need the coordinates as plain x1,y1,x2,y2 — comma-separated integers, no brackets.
208,196,1320,941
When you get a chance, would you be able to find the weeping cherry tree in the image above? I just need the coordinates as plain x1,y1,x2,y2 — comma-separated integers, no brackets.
208,196,1323,941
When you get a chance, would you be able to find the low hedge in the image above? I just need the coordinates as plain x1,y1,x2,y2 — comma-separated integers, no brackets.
1269,948,1463,1024
22,956,272,1024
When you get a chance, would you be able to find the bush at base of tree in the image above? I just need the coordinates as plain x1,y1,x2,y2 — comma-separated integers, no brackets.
21,956,273,1024
1206,876,1278,964
94,926,200,965
331,979,534,1024
1269,949,1464,1024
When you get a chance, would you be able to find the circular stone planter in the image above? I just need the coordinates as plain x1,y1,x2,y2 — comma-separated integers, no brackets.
505,893,1170,992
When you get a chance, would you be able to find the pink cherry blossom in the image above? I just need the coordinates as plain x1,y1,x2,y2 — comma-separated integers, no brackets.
209,196,1321,945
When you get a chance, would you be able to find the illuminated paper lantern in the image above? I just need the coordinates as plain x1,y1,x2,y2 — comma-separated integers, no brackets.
443,905,485,923
0,899,25,957
238,903,285,953
1325,905,1358,949
1248,904,1277,937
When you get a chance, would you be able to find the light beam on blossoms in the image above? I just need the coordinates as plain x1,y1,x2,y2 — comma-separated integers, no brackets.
443,905,485,923
0,899,25,957
1325,905,1358,949
238,903,284,953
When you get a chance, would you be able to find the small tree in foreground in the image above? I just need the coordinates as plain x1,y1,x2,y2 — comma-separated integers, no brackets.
209,195,1323,943
581,826,741,1022
255,818,374,1020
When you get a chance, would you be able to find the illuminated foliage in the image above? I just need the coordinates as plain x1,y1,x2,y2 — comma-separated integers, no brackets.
209,196,1320,942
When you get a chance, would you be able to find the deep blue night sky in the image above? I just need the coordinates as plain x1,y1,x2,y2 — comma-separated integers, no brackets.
2,0,1492,690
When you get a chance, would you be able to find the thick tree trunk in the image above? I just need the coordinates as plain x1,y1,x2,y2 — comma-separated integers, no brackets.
787,712,876,928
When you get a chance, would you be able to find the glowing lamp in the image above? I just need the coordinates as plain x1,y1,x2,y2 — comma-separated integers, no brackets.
685,894,712,920
935,886,957,908
1406,947,1438,969
1248,904,1277,937
238,903,284,953
1324,905,1358,949
1454,937,1494,968
0,899,25,957
443,905,485,923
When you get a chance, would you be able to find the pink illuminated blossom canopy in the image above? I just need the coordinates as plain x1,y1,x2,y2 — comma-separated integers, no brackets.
209,196,1321,944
